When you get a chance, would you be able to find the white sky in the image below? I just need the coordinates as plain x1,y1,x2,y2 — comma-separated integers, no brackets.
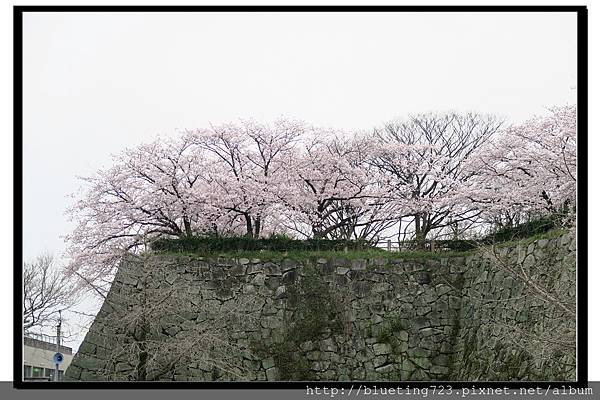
21,11,577,349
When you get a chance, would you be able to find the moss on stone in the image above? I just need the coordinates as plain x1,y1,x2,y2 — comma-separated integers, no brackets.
250,266,346,380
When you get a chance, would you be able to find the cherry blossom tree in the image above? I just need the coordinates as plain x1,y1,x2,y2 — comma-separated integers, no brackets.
369,112,504,245
66,119,307,290
278,132,394,242
186,118,304,238
65,134,217,292
65,109,575,290
465,105,576,226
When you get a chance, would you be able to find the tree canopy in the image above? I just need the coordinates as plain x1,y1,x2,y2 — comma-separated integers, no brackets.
65,106,577,291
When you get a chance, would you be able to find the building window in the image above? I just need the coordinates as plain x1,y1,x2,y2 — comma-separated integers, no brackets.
23,365,32,378
32,367,43,378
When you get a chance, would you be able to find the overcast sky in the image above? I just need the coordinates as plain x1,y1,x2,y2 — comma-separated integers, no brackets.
22,11,577,345
23,11,577,262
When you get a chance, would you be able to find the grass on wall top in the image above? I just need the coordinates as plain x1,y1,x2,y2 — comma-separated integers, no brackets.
149,216,569,262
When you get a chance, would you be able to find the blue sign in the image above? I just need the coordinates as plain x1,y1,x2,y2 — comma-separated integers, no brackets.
53,352,64,365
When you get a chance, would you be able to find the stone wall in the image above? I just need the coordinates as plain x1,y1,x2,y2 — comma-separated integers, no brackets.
65,232,576,382
452,232,576,381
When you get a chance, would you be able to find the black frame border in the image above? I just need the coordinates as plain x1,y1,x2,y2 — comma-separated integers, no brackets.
13,4,589,390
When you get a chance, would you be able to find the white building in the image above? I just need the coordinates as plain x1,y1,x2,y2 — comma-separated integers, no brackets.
23,334,73,381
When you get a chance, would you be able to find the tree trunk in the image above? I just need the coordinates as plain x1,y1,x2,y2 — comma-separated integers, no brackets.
254,216,261,238
183,217,192,237
414,214,427,249
244,214,253,237
312,226,324,239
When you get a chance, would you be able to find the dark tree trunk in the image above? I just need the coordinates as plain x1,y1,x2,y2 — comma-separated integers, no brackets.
414,214,427,249
254,216,261,238
244,214,253,237
183,217,192,237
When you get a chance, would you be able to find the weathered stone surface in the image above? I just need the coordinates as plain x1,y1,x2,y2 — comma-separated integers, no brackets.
262,358,275,370
373,343,392,356
351,259,367,271
80,370,102,381
78,342,96,355
75,355,105,370
375,364,395,374
274,285,286,299
265,367,278,381
65,233,575,382
282,270,297,284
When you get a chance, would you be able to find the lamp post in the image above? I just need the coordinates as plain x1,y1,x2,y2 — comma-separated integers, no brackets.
54,310,62,382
